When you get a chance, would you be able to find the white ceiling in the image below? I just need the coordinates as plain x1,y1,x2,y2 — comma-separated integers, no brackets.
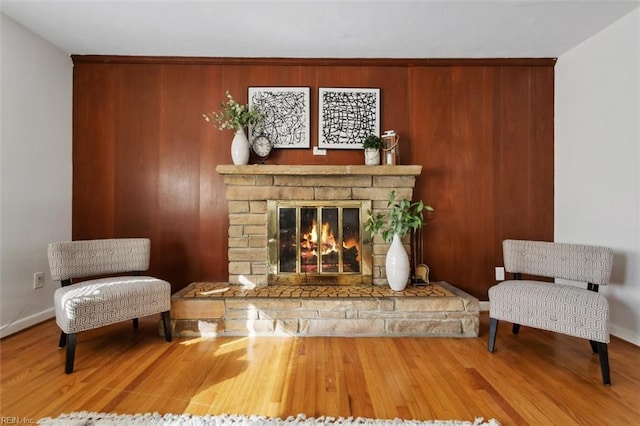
2,0,639,58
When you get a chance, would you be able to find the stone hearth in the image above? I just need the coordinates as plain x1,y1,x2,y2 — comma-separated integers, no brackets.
171,281,479,337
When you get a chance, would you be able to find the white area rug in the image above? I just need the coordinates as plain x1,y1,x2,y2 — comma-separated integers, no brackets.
38,412,500,426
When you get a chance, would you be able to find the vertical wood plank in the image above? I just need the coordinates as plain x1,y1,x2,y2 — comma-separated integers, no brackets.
449,66,497,293
155,64,206,289
199,65,228,282
410,66,454,286
73,63,116,239
113,64,160,243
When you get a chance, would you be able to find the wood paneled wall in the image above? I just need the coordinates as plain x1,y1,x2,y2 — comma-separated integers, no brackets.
72,56,554,299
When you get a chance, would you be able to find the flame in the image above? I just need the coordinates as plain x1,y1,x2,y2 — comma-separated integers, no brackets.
299,220,361,267
343,237,361,263
301,222,316,251
320,222,338,254
301,220,339,256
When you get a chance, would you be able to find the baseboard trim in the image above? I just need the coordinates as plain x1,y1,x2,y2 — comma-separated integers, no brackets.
611,324,640,347
0,308,55,338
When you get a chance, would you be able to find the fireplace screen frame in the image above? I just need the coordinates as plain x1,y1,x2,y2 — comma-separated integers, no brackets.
267,200,372,285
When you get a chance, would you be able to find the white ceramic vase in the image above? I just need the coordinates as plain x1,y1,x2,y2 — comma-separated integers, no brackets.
385,233,410,291
364,148,380,165
231,128,250,165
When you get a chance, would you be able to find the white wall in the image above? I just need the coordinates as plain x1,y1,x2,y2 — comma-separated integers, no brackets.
0,14,72,337
556,10,640,345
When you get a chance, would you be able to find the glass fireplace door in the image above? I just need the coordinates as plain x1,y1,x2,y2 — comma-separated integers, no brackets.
268,201,371,285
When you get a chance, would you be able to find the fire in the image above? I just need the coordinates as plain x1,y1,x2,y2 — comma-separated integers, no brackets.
320,222,337,254
343,237,361,263
278,204,366,276
301,222,317,250
301,220,339,256
299,220,361,270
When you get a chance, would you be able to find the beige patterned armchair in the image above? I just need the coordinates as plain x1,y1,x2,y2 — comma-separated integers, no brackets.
47,238,172,373
488,239,613,385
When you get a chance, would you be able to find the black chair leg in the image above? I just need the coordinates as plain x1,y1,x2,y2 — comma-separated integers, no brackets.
512,323,521,334
132,318,139,329
596,342,611,386
59,331,67,348
162,311,172,342
488,317,498,352
65,333,77,374
589,340,598,354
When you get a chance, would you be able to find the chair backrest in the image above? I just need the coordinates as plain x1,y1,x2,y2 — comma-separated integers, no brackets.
503,239,613,285
48,238,151,281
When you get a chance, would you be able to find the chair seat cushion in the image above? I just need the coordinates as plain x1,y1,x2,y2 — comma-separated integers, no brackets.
489,280,609,343
54,276,171,334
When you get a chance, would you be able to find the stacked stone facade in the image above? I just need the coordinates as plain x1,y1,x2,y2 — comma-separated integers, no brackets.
216,165,423,287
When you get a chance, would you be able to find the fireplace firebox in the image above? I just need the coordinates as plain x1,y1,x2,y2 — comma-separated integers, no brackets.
267,200,372,285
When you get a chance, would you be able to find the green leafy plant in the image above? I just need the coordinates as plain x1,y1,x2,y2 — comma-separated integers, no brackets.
203,91,263,131
365,190,434,242
363,134,383,150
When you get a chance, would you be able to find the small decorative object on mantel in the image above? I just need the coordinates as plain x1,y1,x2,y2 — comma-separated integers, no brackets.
362,134,382,165
381,130,400,165
365,190,434,291
203,91,263,165
250,134,273,164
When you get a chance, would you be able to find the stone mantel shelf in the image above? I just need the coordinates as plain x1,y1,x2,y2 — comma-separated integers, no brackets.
216,164,422,176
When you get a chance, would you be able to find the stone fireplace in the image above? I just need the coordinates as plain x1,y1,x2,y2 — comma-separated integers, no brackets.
215,164,422,287
168,164,479,338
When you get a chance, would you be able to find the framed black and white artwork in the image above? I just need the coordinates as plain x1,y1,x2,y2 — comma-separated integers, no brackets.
248,87,310,148
318,88,380,149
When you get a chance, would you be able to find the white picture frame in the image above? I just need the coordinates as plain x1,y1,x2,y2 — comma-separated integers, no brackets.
248,87,310,148
318,88,380,149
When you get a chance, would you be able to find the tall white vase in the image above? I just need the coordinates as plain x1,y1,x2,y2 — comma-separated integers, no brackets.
231,128,250,165
385,233,410,291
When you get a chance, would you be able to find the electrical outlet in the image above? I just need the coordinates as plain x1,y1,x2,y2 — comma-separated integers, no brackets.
33,272,44,289
313,147,327,156
495,267,505,281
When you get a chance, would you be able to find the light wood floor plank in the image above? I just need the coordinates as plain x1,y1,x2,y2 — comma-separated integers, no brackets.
1,313,639,425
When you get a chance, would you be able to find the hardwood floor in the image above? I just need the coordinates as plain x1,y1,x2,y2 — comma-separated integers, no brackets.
1,313,639,424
